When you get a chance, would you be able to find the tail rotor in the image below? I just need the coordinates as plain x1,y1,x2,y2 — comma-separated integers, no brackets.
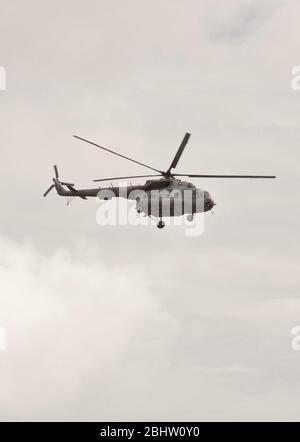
43,184,55,197
43,165,74,197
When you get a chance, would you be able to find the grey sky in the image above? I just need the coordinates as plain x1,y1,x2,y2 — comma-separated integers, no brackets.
0,0,300,421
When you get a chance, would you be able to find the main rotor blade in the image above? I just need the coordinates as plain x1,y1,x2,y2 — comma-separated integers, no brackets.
43,184,55,197
174,174,276,179
167,132,191,173
73,135,163,174
93,174,162,183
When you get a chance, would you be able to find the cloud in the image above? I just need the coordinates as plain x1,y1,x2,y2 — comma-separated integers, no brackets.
205,0,283,44
0,234,300,421
0,233,178,420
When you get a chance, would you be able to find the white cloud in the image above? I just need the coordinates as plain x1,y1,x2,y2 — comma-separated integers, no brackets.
0,234,300,420
0,233,178,419
204,0,283,43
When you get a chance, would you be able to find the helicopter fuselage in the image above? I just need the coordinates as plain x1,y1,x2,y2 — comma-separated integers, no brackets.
54,177,215,216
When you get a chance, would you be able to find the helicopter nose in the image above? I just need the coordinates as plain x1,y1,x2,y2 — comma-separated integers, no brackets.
208,198,215,209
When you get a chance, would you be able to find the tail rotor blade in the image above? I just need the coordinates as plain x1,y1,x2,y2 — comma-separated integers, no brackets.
43,184,55,197
54,165,59,179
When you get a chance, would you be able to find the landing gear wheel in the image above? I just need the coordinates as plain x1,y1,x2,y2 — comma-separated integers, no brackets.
187,214,194,222
157,220,165,229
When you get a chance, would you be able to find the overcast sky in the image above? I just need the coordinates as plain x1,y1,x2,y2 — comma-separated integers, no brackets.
0,0,300,421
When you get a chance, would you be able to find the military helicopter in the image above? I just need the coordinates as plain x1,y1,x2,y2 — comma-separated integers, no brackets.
43,133,276,229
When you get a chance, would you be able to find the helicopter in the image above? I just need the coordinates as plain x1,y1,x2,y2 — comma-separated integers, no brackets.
43,132,276,229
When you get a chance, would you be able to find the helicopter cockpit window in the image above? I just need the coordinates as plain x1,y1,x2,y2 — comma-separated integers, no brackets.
169,190,180,198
